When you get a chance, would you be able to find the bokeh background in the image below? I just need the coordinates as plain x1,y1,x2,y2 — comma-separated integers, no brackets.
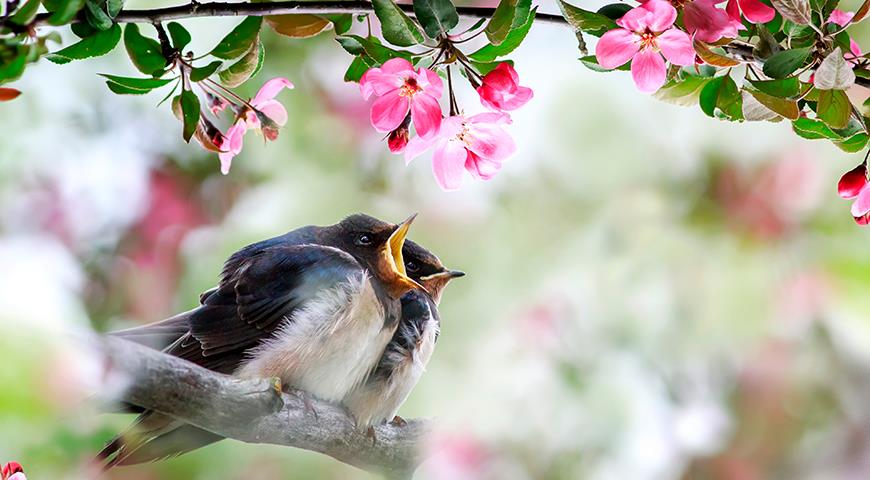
2,0,870,478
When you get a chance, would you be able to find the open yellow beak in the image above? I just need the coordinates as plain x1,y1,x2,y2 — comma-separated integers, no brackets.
387,213,417,277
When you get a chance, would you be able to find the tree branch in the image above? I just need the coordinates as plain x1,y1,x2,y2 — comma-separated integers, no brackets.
89,334,431,479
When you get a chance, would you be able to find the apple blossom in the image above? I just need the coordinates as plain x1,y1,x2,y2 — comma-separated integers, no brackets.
217,121,246,175
596,0,696,93
827,10,863,62
242,77,294,131
725,0,775,24
360,58,443,138
476,63,533,111
405,112,516,191
837,163,870,225
681,0,743,42
1,462,24,480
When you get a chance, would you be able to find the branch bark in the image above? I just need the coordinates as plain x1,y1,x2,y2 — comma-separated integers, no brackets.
90,334,431,479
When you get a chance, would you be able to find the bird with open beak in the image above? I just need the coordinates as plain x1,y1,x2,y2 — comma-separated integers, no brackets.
343,239,464,430
99,213,420,468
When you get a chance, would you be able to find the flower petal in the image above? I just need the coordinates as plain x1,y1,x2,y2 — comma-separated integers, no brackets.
465,151,503,180
839,163,868,199
631,48,667,93
657,29,696,66
827,9,854,27
419,67,444,99
683,0,739,42
410,93,442,139
432,140,468,191
256,99,288,127
370,92,410,133
851,184,870,217
645,0,679,31
737,0,775,23
466,123,516,161
596,29,640,69
252,77,294,105
380,57,415,74
404,134,440,164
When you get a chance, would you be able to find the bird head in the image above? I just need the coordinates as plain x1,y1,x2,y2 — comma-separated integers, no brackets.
402,239,464,305
332,213,422,299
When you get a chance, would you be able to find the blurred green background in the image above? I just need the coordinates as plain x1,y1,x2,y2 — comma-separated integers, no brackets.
2,1,870,479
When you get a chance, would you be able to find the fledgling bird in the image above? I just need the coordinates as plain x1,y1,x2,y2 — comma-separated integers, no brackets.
343,240,464,429
98,213,420,468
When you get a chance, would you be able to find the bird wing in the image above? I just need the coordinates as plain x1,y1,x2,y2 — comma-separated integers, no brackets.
165,244,363,373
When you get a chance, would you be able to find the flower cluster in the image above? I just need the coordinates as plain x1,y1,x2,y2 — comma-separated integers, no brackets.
359,59,532,191
838,162,870,225
1,462,25,480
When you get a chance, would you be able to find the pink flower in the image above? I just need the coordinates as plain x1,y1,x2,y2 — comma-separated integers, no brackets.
243,77,294,131
405,112,516,191
360,58,443,138
476,63,533,111
682,0,743,42
596,0,696,93
217,121,246,175
206,92,229,115
838,163,870,225
2,462,24,480
827,10,863,62
725,0,775,24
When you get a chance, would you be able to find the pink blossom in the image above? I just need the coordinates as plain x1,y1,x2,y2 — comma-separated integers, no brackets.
725,0,775,24
405,112,516,191
682,0,743,42
595,0,696,93
360,58,443,138
217,121,246,175
243,77,294,130
838,163,870,225
827,10,863,61
476,62,533,111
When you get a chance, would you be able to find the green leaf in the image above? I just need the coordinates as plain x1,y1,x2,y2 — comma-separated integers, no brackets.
0,50,27,83
179,90,201,142
597,3,632,19
45,24,121,64
471,59,513,75
211,16,263,59
219,40,264,87
558,0,616,37
485,0,531,46
321,14,353,35
9,0,41,26
71,21,97,38
372,0,424,47
817,88,851,129
835,134,870,153
792,117,839,139
123,24,167,75
107,0,123,17
762,47,812,79
469,6,536,62
412,0,459,38
654,76,712,106
265,15,331,38
813,47,856,90
99,74,175,91
84,0,113,31
579,54,628,72
699,75,742,119
749,77,800,97
745,88,800,119
168,22,191,51
45,0,85,25
189,60,222,82
345,54,377,82
336,35,412,63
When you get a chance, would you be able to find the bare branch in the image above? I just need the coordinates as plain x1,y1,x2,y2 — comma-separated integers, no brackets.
90,334,431,479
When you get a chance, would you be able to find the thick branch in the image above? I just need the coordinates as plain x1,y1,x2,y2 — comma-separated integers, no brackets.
90,334,431,479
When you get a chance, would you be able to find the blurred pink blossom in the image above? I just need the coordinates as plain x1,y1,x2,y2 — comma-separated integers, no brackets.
360,58,443,138
421,432,490,480
476,63,533,111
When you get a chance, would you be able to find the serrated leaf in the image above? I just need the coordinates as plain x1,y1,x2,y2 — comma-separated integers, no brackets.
46,0,85,25
746,88,800,119
792,116,839,139
749,77,800,97
372,0,425,46
771,0,811,24
0,50,27,83
469,6,536,62
99,74,175,91
813,47,856,90
817,88,851,129
762,47,811,79
579,54,628,72
179,90,200,142
336,35,412,63
168,22,191,51
742,90,781,121
654,76,712,106
558,0,616,37
321,14,353,35
344,54,377,82
485,0,531,46
219,39,264,87
107,0,122,17
84,0,113,31
46,24,121,64
693,40,741,67
835,133,870,152
597,3,632,19
9,0,41,26
471,59,513,75
211,16,262,59
412,0,459,38
123,24,167,75
189,60,222,82
699,75,742,119
265,14,331,38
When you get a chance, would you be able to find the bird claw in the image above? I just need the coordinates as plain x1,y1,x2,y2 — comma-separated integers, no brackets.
366,426,377,446
294,390,318,421
389,415,407,427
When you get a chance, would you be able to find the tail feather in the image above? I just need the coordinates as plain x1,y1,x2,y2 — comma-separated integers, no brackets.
95,413,178,470
115,426,225,466
109,311,192,350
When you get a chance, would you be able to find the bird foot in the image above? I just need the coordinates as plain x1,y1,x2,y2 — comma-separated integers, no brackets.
366,426,378,446
293,390,318,421
389,415,407,427
271,377,283,396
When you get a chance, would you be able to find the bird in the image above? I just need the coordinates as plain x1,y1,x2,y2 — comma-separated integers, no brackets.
343,239,464,430
98,213,420,468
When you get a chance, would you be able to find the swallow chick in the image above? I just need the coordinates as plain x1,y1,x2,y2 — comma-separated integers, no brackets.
343,240,464,431
98,213,420,468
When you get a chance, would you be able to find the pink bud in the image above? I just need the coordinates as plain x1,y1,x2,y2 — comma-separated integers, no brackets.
838,163,867,199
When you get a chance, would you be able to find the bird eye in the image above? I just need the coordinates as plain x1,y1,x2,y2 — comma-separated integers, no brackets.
355,233,373,246
406,261,420,273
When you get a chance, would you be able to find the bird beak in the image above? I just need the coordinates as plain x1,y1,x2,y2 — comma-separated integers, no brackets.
420,269,466,281
383,213,422,298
